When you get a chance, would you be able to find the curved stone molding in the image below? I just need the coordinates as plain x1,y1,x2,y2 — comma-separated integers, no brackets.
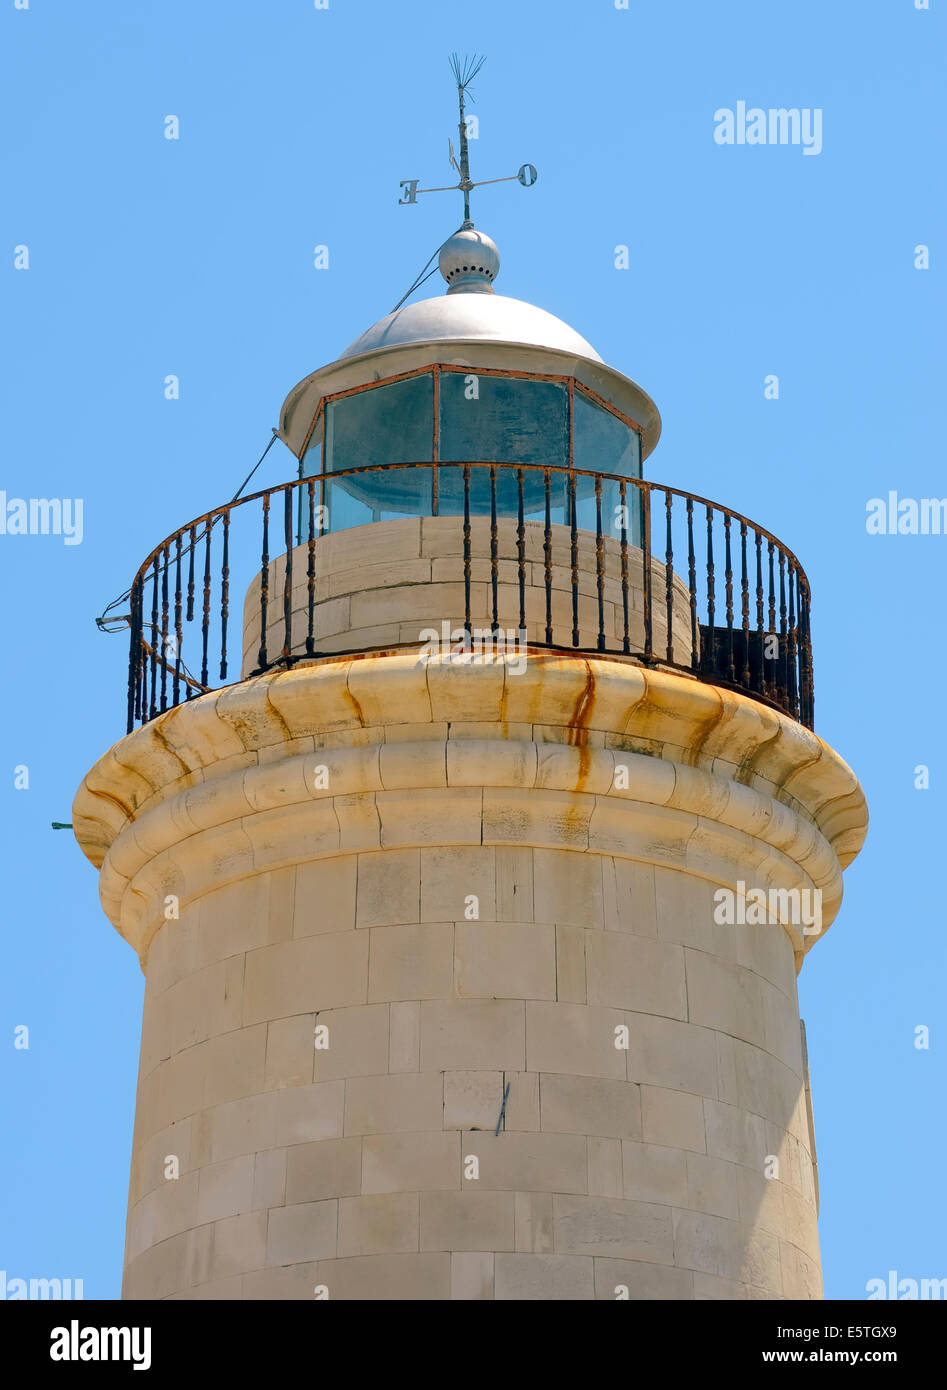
76,654,867,888
89,741,841,971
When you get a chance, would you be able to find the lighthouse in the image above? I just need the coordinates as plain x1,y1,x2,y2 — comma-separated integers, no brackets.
73,65,866,1301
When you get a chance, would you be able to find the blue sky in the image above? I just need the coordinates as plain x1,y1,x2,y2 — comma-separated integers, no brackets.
1,0,943,1299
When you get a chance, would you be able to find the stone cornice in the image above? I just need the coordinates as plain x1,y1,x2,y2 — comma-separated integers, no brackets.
74,655,867,967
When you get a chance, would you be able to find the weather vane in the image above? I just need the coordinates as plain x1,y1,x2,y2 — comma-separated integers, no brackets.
398,54,537,225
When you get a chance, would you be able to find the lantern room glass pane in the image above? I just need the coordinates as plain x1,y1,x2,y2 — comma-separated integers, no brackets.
322,374,434,531
439,373,568,467
574,390,640,478
325,374,434,472
438,373,567,515
301,436,321,479
574,391,642,544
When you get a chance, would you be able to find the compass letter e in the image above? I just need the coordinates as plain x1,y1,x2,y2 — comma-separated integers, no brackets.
399,180,420,205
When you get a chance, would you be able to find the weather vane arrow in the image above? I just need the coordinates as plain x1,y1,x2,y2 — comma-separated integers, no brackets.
399,54,538,224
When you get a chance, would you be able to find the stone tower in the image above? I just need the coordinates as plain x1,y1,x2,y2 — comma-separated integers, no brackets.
74,224,867,1301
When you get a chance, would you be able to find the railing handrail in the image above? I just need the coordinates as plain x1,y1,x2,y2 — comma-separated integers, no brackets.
129,460,811,600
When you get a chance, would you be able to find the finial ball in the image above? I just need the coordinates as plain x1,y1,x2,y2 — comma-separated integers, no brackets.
439,228,500,295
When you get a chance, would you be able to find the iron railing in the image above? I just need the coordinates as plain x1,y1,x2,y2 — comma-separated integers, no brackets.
124,461,814,733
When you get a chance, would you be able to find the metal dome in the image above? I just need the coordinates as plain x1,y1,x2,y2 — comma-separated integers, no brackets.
339,290,604,364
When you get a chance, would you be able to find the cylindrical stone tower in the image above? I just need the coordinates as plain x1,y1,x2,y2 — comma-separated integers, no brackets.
74,227,867,1300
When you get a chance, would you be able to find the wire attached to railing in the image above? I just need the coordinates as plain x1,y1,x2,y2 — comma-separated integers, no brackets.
95,428,286,635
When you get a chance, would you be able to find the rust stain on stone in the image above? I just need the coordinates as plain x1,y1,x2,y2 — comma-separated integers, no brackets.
87,785,135,823
150,720,192,779
263,680,294,742
567,662,596,795
343,667,366,726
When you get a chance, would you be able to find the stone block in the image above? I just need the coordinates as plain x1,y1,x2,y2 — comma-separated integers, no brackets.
293,857,357,937
243,932,369,1025
266,1200,338,1265
640,1084,706,1152
593,1258,693,1300
540,1073,641,1139
586,933,686,1019
264,1014,316,1092
588,1136,623,1198
624,1013,718,1096
388,1001,420,1073
369,922,454,1002
361,1132,460,1195
312,1252,450,1300
494,1253,594,1300
196,1154,255,1225
251,1148,286,1211
621,1141,688,1206
344,1073,443,1136
356,849,421,928
684,950,765,1050
420,1000,525,1072
454,922,556,1001
420,1191,515,1252
685,1151,740,1221
311,1003,390,1082
285,1137,362,1204
526,1001,626,1079
275,1080,345,1145
421,846,496,922
451,1251,494,1300
461,1131,588,1194
212,1210,267,1278
338,1193,420,1257
443,1071,503,1130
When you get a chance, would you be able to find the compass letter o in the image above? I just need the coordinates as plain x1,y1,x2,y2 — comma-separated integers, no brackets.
517,164,538,187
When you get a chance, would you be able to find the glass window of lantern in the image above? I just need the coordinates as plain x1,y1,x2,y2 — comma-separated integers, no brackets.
437,372,568,516
573,390,642,543
322,374,435,530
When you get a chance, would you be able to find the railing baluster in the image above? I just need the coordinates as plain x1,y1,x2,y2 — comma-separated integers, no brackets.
705,506,715,673
724,512,734,682
220,511,230,681
642,488,653,661
258,493,270,670
755,530,764,695
516,467,526,636
740,522,750,687
686,496,698,668
306,479,316,657
173,535,183,707
800,581,814,726
543,469,553,645
463,465,472,637
186,524,196,623
620,480,630,655
490,463,499,633
282,488,294,661
664,488,674,664
149,558,159,721
569,471,579,646
777,550,788,709
159,544,170,713
787,562,798,718
595,474,605,651
766,540,776,699
201,522,212,688
126,575,140,733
